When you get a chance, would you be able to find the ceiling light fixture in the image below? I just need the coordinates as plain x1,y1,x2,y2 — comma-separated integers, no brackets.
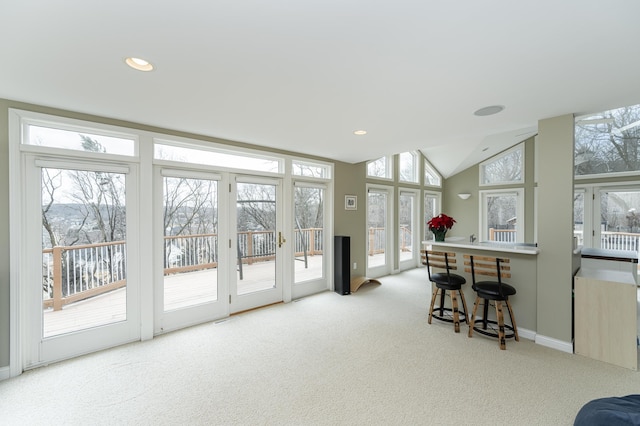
353,130,367,135
474,105,505,117
125,57,154,72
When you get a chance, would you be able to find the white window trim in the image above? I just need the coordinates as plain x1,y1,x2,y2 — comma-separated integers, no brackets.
14,108,140,158
478,188,525,243
479,143,525,187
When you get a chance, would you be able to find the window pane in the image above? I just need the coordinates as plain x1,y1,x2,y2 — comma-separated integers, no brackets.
367,157,390,179
155,143,281,173
163,177,219,311
486,193,517,242
42,167,127,337
399,152,417,183
294,186,324,283
367,191,387,268
292,161,329,178
599,191,640,251
481,145,523,185
424,161,441,187
27,125,135,156
399,193,414,262
574,191,584,247
575,104,640,176
424,193,438,240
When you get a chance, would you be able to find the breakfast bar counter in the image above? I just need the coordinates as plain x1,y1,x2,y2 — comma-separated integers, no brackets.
422,239,539,338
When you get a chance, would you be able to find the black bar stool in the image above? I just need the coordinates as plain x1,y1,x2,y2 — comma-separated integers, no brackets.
464,254,519,350
421,250,468,333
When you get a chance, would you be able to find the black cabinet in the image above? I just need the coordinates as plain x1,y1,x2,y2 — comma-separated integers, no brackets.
334,235,350,295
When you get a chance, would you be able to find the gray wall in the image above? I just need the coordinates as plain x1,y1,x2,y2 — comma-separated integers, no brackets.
536,114,575,342
334,161,367,278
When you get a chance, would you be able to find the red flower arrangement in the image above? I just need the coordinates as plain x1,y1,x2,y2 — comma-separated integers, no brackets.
427,213,456,232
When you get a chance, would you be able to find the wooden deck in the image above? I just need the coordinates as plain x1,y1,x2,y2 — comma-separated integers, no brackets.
43,255,325,337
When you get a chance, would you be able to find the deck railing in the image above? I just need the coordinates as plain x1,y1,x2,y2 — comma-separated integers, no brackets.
488,228,517,243
43,228,325,310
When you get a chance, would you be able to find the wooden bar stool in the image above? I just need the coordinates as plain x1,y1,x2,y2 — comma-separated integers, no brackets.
464,254,519,350
421,250,468,333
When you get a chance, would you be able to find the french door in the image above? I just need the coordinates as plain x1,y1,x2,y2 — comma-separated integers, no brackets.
155,172,284,330
23,156,140,368
398,189,419,270
292,182,328,298
231,177,283,313
367,185,393,277
155,169,229,333
575,185,640,253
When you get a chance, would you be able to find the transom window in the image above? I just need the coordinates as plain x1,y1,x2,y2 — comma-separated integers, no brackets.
424,158,441,187
575,103,640,178
399,152,418,183
479,143,524,186
292,159,331,179
367,156,392,180
154,140,281,173
23,123,136,157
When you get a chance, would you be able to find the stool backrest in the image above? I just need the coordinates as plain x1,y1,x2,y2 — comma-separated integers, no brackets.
463,255,511,292
421,250,458,283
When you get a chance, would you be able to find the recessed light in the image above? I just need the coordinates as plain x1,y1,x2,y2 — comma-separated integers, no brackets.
353,130,367,135
125,57,154,72
474,105,505,117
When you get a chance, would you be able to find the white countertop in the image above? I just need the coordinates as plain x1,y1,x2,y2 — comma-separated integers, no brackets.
422,239,540,255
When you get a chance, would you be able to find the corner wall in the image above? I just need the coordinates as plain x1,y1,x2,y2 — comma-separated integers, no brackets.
536,114,574,343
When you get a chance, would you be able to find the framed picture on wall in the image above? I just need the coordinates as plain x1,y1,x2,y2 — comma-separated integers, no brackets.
345,195,357,210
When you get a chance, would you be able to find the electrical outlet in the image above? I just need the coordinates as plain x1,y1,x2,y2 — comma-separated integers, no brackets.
353,262,357,269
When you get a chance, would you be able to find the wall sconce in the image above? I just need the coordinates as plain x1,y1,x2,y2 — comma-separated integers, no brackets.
457,193,471,200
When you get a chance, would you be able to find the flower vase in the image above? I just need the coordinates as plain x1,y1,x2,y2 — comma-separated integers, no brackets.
432,229,447,242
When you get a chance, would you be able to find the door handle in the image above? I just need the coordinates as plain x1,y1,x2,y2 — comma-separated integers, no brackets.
278,232,286,248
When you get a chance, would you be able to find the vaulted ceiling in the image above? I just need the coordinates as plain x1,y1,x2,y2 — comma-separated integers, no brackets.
2,1,640,177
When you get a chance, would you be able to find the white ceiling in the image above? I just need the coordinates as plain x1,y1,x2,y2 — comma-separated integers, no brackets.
2,1,640,177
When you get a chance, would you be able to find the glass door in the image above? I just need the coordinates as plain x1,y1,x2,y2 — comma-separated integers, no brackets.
367,186,393,277
596,189,640,252
24,157,140,367
231,177,283,312
155,170,228,333
398,190,418,270
293,183,327,297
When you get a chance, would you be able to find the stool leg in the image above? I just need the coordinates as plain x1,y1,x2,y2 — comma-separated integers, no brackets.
458,289,469,324
468,296,480,338
482,298,489,330
495,301,506,350
451,290,460,333
428,286,439,324
439,289,446,317
505,299,519,341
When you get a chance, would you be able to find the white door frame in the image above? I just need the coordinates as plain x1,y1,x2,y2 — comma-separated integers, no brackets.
366,184,394,278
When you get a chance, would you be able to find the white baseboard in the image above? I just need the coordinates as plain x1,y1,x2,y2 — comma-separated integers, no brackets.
0,365,10,382
517,327,536,341
535,334,573,353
